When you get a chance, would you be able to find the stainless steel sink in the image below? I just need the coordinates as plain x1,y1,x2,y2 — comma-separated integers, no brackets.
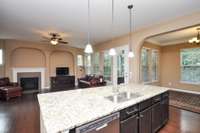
105,92,142,103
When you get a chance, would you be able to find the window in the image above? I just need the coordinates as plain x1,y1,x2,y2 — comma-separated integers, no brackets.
0,49,3,65
77,55,83,66
103,51,112,81
141,48,150,82
141,48,159,83
92,52,100,74
152,50,159,81
84,54,92,74
117,50,125,78
181,48,200,84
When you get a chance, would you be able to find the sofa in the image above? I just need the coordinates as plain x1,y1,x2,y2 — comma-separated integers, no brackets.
0,77,22,100
78,75,106,88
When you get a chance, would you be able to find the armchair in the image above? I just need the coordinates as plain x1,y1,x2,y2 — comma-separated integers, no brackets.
0,77,22,100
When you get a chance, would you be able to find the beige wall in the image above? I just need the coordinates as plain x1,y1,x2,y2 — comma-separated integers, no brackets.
160,43,200,92
50,51,74,76
11,48,46,67
1,39,84,87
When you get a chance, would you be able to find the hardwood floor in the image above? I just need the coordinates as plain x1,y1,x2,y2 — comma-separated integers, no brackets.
0,94,40,133
0,93,199,133
159,106,200,133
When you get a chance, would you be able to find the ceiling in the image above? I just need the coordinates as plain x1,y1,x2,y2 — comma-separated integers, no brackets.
0,0,200,48
146,26,200,46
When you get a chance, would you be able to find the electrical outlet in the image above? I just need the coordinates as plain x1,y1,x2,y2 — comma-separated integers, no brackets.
168,82,172,86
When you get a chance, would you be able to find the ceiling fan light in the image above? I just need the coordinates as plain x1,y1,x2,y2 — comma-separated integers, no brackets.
128,51,134,58
84,43,93,54
50,40,58,45
109,48,116,56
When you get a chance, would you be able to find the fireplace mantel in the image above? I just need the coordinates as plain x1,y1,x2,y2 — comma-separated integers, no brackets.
12,67,45,89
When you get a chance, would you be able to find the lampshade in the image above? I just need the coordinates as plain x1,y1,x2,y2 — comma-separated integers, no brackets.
128,51,135,58
109,48,116,56
84,43,93,54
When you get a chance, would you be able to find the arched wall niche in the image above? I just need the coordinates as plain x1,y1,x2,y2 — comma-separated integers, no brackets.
10,47,46,67
49,50,75,76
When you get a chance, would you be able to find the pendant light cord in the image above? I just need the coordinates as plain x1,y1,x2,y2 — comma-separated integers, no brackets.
111,0,114,42
128,5,133,51
87,0,90,45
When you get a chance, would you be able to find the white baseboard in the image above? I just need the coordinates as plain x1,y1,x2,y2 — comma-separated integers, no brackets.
170,88,200,95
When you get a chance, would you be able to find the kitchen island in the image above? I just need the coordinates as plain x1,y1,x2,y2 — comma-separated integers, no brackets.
38,84,169,133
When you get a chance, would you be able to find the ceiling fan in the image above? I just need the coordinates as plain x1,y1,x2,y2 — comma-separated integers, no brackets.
42,33,68,45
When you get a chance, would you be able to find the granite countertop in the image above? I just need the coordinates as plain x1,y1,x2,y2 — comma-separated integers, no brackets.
37,84,169,133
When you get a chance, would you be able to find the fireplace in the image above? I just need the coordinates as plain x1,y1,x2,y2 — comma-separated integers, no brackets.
17,72,41,92
20,77,39,91
12,67,46,90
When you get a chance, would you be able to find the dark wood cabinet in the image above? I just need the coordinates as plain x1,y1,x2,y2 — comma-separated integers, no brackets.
120,114,138,133
70,91,169,133
50,76,75,91
152,102,162,133
161,98,169,125
139,107,152,133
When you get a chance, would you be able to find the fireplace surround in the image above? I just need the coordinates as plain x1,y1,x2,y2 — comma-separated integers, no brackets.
12,67,46,90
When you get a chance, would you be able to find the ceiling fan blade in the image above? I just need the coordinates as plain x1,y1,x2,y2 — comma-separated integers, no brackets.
58,41,68,44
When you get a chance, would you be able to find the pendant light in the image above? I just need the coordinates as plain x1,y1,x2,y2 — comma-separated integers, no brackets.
109,0,116,56
84,0,93,54
128,5,135,58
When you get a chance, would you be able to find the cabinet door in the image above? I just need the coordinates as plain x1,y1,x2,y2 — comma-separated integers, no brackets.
139,107,152,133
161,98,169,125
120,114,138,133
152,102,162,133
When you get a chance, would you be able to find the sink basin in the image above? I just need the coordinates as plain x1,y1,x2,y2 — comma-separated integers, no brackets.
105,92,142,103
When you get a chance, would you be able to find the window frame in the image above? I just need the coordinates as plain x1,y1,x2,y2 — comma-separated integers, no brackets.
151,49,159,82
0,49,3,66
141,47,151,84
84,54,92,75
92,52,100,74
103,51,112,82
77,54,83,66
141,47,159,84
180,48,200,85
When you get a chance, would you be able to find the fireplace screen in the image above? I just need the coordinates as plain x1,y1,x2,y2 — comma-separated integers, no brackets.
20,77,39,91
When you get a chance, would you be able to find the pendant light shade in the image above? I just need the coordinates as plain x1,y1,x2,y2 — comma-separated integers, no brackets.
128,51,134,58
109,48,116,56
84,43,93,53
128,5,134,58
84,0,93,54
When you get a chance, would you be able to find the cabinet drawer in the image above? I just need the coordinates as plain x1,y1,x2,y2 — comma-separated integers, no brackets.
139,99,152,111
120,104,139,121
152,95,161,104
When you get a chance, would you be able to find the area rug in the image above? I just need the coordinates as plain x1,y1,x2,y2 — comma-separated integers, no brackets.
169,90,200,114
